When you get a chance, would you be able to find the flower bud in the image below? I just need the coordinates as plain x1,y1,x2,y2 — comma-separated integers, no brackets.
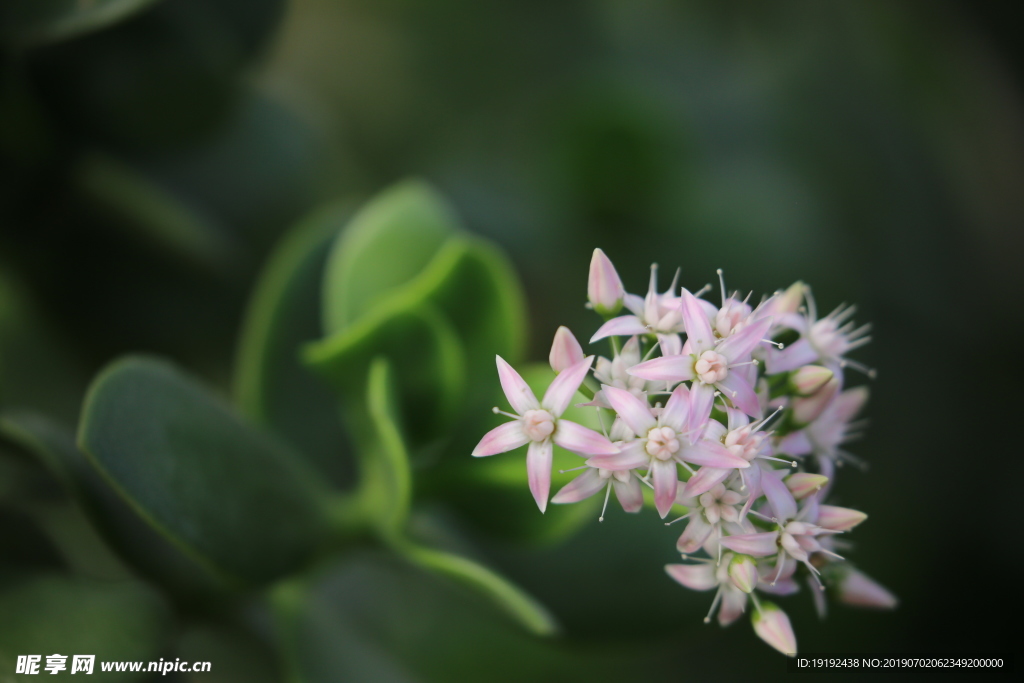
771,281,805,316
588,248,625,317
817,505,867,531
728,554,758,593
835,567,897,609
784,473,829,500
549,326,585,374
789,365,833,397
791,376,839,425
751,601,797,656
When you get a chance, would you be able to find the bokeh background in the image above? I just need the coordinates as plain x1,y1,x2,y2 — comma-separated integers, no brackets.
2,0,1022,680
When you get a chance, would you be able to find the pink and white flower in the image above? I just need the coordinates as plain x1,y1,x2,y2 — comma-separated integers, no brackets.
586,384,749,518
590,263,685,356
472,356,618,512
628,288,772,416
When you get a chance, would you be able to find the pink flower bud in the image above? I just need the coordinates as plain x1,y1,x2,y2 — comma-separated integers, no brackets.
791,376,839,425
549,326,585,374
728,554,758,593
588,248,625,316
817,505,867,531
752,601,797,656
784,473,829,500
835,568,897,609
771,281,805,316
789,365,833,397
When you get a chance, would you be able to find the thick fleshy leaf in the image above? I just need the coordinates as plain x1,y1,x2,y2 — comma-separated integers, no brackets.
78,357,333,584
551,469,605,504
665,563,716,591
473,421,529,457
552,419,617,456
350,358,413,535
680,289,716,353
498,356,541,414
0,0,164,47
0,574,169,683
74,153,230,271
628,354,694,383
233,202,355,485
400,544,558,636
542,356,593,416
720,532,780,557
651,458,679,518
305,305,466,447
527,440,554,513
589,315,648,343
601,385,656,436
278,552,640,683
322,180,458,334
0,412,223,596
309,227,526,447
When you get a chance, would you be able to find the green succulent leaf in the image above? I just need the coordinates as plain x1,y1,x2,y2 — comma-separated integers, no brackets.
234,202,355,486
321,180,459,334
0,411,223,595
77,356,333,585
0,0,163,47
74,153,231,271
344,357,412,536
0,574,169,683
397,543,557,637
276,552,635,683
305,305,466,449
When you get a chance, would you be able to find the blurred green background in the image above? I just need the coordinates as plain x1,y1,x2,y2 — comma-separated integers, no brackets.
2,0,1022,680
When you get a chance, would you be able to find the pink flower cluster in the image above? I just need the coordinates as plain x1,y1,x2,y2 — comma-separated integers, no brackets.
472,249,896,655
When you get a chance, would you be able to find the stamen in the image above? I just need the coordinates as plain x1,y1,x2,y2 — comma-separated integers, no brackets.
704,586,724,623
752,406,784,432
748,509,774,523
760,455,798,467
717,268,727,307
692,283,713,298
558,465,590,474
492,407,519,419
680,554,714,563
599,483,612,522
669,268,681,298
595,407,610,439
772,554,786,585
762,338,785,349
665,512,692,526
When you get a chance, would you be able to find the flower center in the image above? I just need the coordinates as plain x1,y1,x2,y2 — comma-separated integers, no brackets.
646,426,680,460
714,302,747,338
694,350,729,384
724,427,762,461
521,409,555,442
